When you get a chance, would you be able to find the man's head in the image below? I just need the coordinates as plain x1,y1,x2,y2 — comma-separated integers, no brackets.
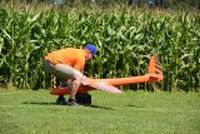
84,44,97,60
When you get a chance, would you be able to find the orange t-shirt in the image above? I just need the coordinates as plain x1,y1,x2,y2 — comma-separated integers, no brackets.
45,48,85,71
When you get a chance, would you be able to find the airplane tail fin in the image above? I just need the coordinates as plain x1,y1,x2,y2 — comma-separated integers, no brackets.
147,56,163,81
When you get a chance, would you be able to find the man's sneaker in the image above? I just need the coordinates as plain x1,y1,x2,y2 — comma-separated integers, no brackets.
68,98,79,106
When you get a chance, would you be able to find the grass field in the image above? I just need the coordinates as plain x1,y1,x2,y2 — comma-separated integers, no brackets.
0,89,199,134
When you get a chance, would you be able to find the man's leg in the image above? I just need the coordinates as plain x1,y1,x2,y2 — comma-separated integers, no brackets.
53,64,75,88
44,60,67,104
53,64,83,105
68,77,81,105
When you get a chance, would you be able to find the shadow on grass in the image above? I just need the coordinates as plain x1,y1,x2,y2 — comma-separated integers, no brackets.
23,102,56,105
86,104,114,111
127,104,145,108
23,102,114,111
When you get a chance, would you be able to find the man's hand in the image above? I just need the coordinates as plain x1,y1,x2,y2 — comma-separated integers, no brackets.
81,76,90,86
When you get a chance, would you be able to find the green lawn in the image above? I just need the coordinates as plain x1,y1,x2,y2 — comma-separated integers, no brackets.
0,89,199,134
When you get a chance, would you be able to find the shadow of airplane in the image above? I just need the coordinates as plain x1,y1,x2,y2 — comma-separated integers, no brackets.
127,104,146,108
23,101,114,111
85,104,114,110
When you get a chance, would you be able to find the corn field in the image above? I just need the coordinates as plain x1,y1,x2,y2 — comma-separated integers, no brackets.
0,6,199,91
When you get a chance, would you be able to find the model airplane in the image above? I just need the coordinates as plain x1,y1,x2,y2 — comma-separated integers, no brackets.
50,56,163,105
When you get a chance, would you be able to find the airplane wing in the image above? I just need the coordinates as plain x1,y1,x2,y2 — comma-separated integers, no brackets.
84,81,122,94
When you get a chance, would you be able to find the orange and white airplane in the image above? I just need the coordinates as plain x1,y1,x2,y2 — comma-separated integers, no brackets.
50,56,163,97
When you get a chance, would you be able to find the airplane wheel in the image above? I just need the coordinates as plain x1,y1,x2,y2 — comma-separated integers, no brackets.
75,93,91,105
56,96,66,105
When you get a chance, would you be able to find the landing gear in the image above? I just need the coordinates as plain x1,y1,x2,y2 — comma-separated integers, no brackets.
56,96,66,105
55,93,92,105
75,93,91,106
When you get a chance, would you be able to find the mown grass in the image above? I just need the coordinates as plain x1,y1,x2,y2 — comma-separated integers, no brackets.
0,89,199,134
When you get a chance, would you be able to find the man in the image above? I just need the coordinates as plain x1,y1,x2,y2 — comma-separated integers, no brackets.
44,44,97,105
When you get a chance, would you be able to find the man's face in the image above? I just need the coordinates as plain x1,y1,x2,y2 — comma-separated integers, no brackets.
85,51,93,61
